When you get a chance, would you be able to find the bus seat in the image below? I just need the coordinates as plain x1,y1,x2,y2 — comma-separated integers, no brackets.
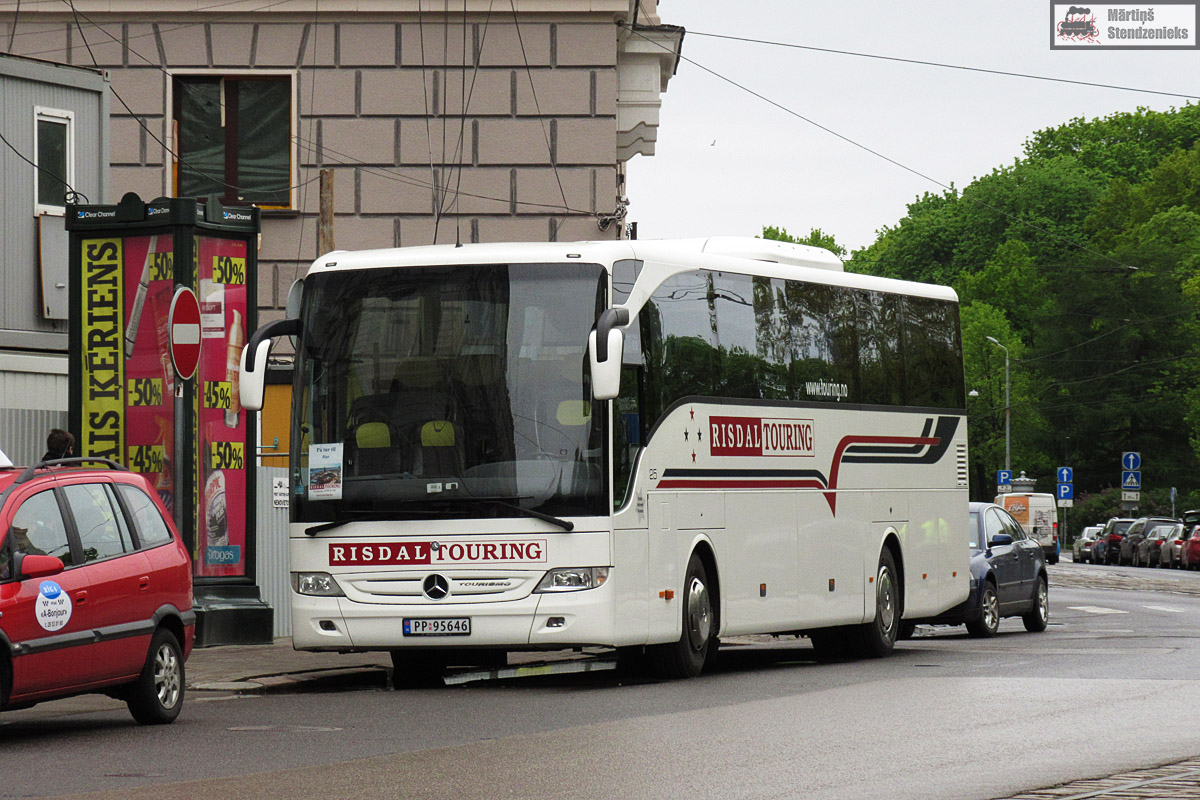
351,421,400,474
415,420,463,477
555,400,591,427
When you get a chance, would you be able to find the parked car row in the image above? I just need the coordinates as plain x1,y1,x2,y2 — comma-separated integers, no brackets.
1072,513,1200,570
903,501,1049,639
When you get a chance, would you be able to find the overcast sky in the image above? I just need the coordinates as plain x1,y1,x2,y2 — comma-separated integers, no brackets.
624,1,1199,254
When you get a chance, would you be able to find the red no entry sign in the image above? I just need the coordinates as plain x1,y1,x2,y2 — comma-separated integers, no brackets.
168,286,202,380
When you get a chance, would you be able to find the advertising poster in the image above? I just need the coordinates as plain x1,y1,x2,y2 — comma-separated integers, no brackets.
194,235,249,578
120,235,177,513
78,238,126,462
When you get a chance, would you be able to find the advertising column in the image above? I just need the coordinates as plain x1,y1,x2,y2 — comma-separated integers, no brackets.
68,193,271,646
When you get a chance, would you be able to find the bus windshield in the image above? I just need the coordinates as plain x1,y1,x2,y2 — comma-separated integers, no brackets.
292,262,608,523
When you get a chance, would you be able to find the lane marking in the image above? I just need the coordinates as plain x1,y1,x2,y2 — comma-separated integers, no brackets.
1068,605,1127,615
1143,605,1186,613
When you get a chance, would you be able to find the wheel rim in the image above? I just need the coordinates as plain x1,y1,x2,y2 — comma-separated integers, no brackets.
876,565,896,635
1035,580,1049,624
154,643,182,710
686,575,712,652
982,586,999,632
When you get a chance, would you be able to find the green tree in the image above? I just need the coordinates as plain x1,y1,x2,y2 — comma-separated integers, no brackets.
760,225,847,257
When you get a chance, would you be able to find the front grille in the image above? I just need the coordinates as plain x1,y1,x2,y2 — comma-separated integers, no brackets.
343,570,542,604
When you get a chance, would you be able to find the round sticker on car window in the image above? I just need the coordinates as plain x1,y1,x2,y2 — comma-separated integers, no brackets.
35,580,72,631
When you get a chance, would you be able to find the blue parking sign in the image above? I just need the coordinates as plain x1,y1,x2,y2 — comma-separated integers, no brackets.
1057,483,1074,500
997,470,1012,486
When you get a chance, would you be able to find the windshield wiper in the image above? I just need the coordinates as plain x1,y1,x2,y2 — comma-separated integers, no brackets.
478,498,574,532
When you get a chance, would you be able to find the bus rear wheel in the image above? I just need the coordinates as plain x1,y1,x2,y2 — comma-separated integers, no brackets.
854,548,900,658
648,552,713,679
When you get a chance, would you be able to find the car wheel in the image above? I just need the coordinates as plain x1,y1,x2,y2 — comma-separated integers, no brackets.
126,628,185,725
966,581,1000,638
648,552,713,678
1023,576,1049,633
853,548,900,658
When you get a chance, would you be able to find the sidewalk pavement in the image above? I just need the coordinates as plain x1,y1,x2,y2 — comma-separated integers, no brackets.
186,638,390,692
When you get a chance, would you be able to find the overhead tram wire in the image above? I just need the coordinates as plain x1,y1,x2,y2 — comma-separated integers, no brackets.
617,21,1142,274
291,131,596,215
683,29,1200,102
511,0,570,225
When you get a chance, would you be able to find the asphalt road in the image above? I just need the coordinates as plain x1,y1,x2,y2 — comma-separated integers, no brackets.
5,563,1200,800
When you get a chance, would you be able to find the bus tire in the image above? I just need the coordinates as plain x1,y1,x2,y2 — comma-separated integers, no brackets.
854,547,899,658
647,552,713,679
390,651,446,688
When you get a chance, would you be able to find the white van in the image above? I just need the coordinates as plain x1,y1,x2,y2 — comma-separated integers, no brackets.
995,492,1059,563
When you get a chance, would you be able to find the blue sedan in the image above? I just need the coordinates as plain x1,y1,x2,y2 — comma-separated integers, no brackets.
903,502,1049,638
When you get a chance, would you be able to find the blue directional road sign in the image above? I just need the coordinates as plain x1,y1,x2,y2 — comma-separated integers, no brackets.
1122,451,1142,471
1057,483,1074,500
997,470,1012,486
1122,470,1142,490
1058,466,1073,483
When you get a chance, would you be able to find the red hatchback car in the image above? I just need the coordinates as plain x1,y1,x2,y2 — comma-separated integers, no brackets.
1180,525,1200,570
0,452,194,723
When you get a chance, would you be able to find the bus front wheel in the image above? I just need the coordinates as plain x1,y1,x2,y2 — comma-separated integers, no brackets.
648,552,713,679
854,547,900,658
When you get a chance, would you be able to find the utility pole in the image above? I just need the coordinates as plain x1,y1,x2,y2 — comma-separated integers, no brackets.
318,168,335,256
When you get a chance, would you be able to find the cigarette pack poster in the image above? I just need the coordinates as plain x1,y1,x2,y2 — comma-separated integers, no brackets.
195,235,249,578
120,235,176,514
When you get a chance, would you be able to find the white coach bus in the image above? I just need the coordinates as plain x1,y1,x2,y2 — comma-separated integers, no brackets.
240,237,969,683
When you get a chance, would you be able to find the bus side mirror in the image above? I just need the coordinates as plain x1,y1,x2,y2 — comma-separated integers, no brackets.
589,307,629,401
240,318,301,411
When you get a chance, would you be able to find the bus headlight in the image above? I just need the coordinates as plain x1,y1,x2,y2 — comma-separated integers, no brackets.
292,572,345,597
534,567,610,593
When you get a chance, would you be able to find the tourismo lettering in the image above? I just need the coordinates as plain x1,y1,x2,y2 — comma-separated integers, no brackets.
709,416,814,457
80,238,125,461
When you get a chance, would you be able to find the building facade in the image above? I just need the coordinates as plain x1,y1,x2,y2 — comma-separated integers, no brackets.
2,1,681,329
0,53,110,463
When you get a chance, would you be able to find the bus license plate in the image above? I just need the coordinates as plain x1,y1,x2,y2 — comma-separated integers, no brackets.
403,618,471,636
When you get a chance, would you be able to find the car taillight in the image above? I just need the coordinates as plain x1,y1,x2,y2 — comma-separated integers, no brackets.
1109,535,1122,543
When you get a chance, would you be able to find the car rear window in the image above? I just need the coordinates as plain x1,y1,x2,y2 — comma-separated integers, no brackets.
116,484,174,548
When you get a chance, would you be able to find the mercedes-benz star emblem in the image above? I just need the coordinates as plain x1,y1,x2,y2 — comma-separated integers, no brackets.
423,573,450,600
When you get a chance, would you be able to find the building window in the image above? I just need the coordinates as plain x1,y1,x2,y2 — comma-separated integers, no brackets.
173,74,294,208
34,107,73,214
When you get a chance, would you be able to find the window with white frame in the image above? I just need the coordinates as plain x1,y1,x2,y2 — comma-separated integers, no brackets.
34,107,74,215
172,73,295,208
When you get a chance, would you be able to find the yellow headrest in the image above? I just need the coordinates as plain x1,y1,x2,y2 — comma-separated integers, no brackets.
356,422,391,449
421,421,456,447
556,400,591,426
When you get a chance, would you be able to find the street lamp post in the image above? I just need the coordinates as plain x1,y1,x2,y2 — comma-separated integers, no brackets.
986,336,1010,474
